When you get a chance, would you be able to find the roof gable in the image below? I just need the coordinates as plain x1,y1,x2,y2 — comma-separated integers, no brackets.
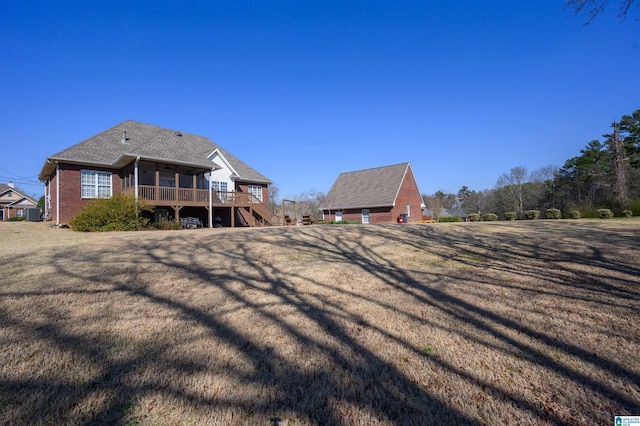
39,120,271,184
320,163,413,210
0,184,36,205
208,148,239,178
7,197,38,207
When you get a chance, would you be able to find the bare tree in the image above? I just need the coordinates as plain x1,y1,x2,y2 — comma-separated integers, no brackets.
565,0,638,22
531,165,559,183
478,189,497,216
269,183,281,211
496,166,530,217
422,190,458,221
422,192,449,222
287,189,326,223
530,165,560,209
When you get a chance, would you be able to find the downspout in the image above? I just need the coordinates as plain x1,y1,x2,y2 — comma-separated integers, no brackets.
55,162,60,225
134,157,140,216
208,167,214,228
43,181,48,220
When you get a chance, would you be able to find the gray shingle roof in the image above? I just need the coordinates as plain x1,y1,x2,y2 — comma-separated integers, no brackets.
319,163,412,210
39,120,271,184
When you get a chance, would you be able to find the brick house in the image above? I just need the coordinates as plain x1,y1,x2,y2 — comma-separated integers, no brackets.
0,182,38,221
38,120,277,227
319,163,424,224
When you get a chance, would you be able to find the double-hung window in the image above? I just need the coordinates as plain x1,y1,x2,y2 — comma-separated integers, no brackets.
248,185,263,203
362,209,370,224
81,170,112,198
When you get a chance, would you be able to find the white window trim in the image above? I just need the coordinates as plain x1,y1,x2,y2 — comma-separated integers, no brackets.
248,185,263,203
213,181,228,192
81,170,112,199
362,209,370,224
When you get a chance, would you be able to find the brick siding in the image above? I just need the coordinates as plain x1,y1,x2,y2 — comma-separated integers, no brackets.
46,164,122,224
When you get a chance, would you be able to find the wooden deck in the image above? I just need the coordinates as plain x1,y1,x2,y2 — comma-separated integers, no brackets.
122,185,280,226
123,186,261,207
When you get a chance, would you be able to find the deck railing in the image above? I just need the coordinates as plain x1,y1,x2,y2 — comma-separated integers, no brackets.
124,185,262,206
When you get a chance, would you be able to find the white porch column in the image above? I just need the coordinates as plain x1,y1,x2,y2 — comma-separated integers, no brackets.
134,157,140,204
208,167,214,228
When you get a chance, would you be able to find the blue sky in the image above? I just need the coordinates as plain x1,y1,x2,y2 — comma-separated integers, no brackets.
1,1,639,199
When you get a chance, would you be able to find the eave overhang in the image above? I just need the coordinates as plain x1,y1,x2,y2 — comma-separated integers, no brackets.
318,203,394,211
39,154,222,181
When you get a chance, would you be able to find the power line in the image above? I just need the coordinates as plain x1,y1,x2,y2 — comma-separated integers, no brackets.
0,176,41,186
0,167,39,180
0,167,42,191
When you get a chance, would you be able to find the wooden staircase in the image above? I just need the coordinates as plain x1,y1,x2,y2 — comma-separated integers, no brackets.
244,202,281,226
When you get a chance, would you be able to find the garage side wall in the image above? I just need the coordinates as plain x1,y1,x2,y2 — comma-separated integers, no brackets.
390,167,423,223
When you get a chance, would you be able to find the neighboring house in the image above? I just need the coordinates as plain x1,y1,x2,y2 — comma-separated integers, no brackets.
0,182,38,221
38,120,277,227
319,163,424,224
422,208,469,222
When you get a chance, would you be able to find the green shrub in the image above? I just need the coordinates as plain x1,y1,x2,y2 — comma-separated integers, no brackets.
8,216,26,221
468,213,481,222
524,210,540,220
569,210,581,219
622,210,633,218
576,209,597,218
628,200,640,217
438,216,463,223
153,219,182,230
545,208,562,219
596,208,614,219
503,212,517,221
483,213,498,221
70,194,153,231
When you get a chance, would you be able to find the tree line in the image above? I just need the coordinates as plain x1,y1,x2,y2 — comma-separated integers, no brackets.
425,109,640,219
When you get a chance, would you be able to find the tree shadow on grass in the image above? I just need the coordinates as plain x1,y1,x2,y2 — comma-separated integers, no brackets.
0,228,476,425
0,221,638,424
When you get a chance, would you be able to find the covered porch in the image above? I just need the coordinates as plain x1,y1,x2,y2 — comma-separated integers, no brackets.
120,160,277,227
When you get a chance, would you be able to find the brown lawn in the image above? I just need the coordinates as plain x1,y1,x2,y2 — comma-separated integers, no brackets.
0,220,638,425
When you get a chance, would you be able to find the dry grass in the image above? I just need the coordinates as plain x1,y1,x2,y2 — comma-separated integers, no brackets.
0,219,638,425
